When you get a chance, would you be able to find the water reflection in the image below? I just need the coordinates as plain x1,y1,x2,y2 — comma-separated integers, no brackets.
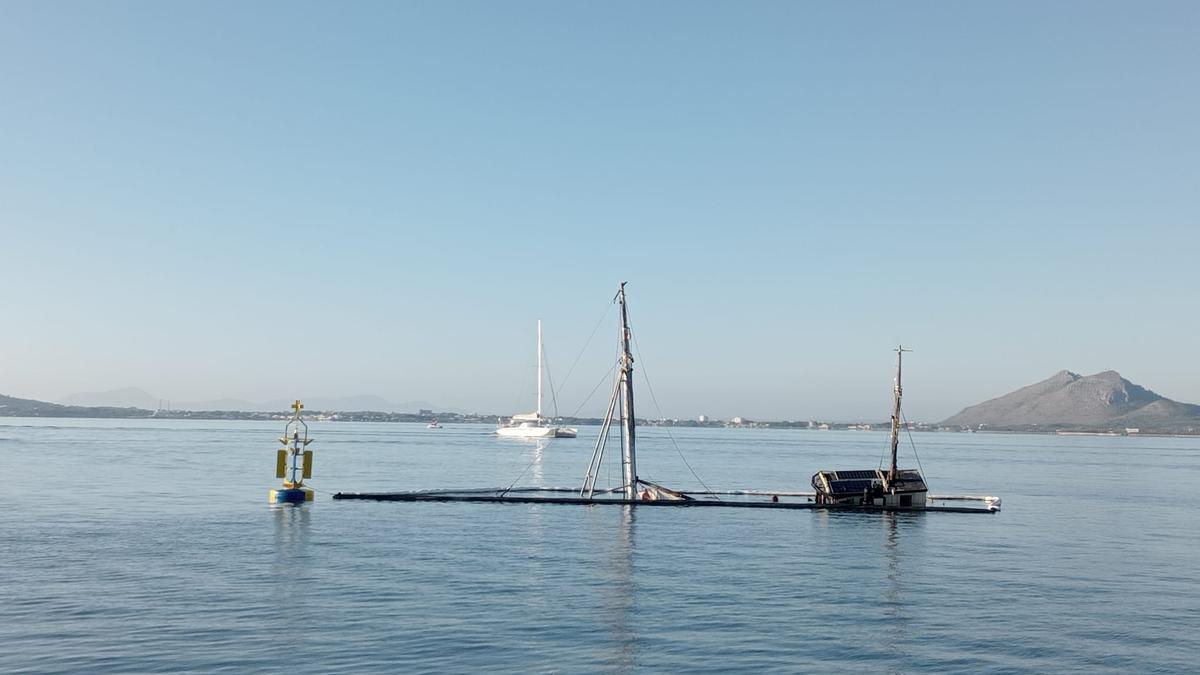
881,512,921,655
271,504,311,563
531,440,545,485
587,505,637,671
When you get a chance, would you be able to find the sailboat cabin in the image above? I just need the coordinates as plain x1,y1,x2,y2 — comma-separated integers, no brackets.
810,469,928,507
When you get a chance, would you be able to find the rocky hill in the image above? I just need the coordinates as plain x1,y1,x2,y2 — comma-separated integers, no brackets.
942,370,1200,432
0,393,152,418
60,388,448,413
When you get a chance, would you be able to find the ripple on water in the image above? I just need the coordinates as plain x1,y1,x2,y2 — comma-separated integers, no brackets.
1,421,1198,672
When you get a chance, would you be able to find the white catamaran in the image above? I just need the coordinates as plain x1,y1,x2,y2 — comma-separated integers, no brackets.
495,319,577,439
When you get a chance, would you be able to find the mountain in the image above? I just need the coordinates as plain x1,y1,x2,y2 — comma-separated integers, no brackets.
59,388,455,413
942,370,1200,432
1,393,151,418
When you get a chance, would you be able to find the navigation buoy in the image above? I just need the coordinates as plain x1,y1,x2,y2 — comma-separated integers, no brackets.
269,400,315,505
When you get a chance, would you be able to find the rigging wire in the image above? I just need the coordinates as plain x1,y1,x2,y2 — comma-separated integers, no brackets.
541,342,561,418
605,338,620,493
580,339,623,496
900,406,929,488
617,390,625,493
629,327,721,500
554,301,614,398
506,363,532,421
498,445,545,497
608,336,622,493
878,423,890,470
569,361,618,418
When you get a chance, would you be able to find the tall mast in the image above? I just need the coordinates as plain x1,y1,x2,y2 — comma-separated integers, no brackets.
617,283,637,499
888,345,911,487
536,319,543,418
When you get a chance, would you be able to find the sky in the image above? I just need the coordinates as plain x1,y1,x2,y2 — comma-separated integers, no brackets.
1,1,1197,421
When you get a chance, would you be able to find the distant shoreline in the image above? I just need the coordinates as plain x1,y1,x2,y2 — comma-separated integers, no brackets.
1,408,1197,436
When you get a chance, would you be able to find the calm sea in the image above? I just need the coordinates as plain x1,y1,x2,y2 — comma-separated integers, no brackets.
1,418,1197,673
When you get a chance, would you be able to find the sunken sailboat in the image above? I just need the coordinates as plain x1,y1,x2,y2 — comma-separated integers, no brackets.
334,287,998,513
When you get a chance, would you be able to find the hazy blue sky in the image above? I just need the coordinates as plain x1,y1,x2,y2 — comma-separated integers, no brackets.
2,1,1197,420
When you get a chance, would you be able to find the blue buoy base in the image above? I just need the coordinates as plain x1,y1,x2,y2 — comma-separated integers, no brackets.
270,487,314,504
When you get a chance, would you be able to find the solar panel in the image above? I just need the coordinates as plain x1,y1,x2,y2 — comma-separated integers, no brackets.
829,479,877,494
834,470,878,480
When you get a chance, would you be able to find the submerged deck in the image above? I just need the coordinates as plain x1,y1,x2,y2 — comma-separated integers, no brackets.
331,487,1000,513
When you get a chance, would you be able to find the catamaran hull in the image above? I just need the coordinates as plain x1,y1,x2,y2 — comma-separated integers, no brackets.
496,426,558,438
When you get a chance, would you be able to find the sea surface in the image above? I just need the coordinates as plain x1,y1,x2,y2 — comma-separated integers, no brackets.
1,418,1197,673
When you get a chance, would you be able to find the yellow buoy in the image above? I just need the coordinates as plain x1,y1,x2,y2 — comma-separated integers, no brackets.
270,400,315,505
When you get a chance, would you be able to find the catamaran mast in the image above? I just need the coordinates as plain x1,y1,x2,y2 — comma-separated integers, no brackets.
536,319,543,419
888,345,910,487
617,283,638,499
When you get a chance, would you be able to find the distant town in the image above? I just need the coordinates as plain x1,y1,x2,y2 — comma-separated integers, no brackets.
5,366,1200,436
0,392,913,428
149,408,934,432
0,391,1180,435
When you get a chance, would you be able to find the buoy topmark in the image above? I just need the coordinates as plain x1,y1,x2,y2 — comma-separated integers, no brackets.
271,400,315,504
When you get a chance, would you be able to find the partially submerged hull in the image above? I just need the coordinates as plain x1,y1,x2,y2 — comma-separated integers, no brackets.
331,487,997,513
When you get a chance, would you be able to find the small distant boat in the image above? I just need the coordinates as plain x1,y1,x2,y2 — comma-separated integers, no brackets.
427,420,441,429
496,320,578,439
811,347,932,508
